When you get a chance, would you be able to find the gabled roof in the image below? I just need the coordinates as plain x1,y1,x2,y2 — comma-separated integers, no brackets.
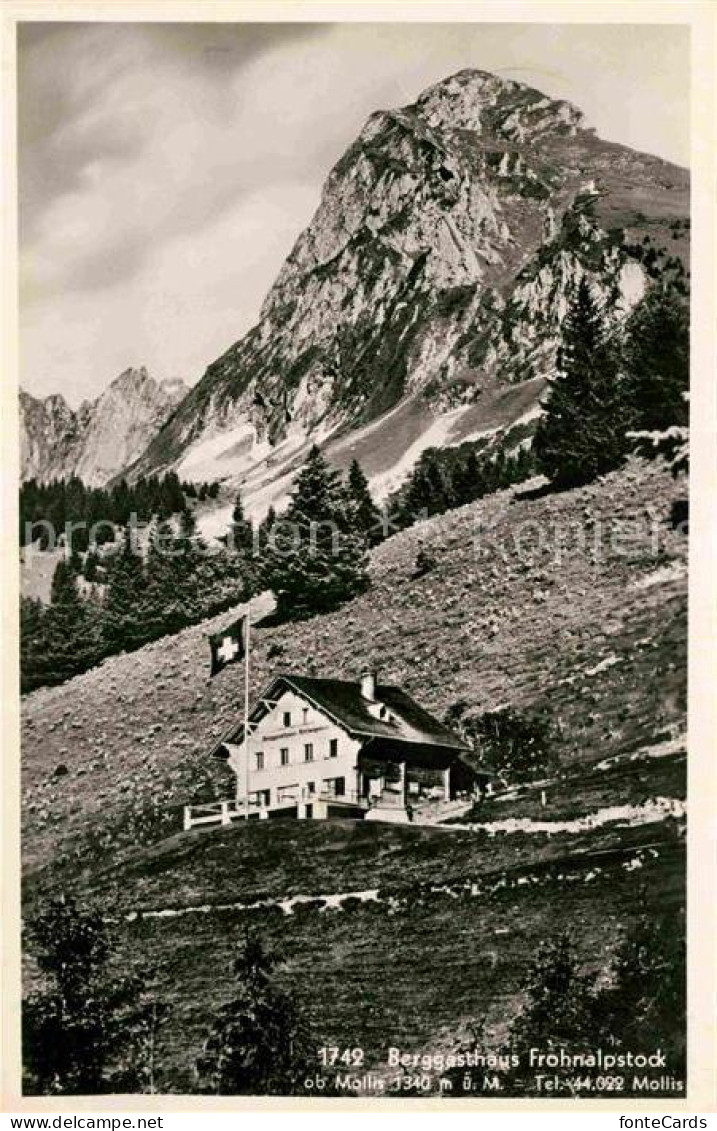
217,673,473,756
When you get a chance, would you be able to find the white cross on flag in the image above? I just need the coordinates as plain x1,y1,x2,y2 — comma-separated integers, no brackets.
209,615,247,677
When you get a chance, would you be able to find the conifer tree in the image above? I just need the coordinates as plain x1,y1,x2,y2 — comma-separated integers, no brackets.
534,278,630,487
141,520,184,638
227,490,254,557
195,936,311,1095
451,449,482,506
83,548,101,582
102,529,147,652
346,459,382,544
20,597,47,693
259,445,369,619
43,559,99,684
23,896,166,1095
622,287,689,431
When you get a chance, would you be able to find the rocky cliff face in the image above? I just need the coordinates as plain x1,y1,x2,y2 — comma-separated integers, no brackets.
20,368,187,486
115,71,690,495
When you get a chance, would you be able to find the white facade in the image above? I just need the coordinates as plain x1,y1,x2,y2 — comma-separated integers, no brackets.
225,688,363,817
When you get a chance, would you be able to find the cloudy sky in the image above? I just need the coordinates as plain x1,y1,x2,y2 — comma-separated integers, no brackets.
18,20,689,405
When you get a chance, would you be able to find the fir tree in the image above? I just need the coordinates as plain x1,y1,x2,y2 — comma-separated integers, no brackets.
23,896,165,1095
42,559,99,684
534,278,631,487
20,597,47,693
102,530,147,653
83,548,101,582
622,287,689,431
507,933,596,1085
587,910,686,1074
141,520,185,638
227,490,254,557
259,445,369,619
195,936,311,1095
452,449,482,506
346,459,382,544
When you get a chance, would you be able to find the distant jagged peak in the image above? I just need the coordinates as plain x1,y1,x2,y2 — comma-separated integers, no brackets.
411,67,586,140
96,366,187,407
108,365,152,393
18,388,73,417
19,365,190,486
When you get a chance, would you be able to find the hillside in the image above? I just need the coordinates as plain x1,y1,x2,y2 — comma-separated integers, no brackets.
122,69,688,517
21,457,687,1092
22,457,686,877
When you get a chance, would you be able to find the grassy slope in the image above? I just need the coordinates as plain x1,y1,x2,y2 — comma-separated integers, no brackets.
21,457,688,1092
123,839,683,1092
22,457,686,877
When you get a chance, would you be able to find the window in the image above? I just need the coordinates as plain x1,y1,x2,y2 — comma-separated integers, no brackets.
302,707,309,724
255,751,264,771
307,781,315,794
329,738,338,758
280,747,289,766
304,743,314,762
324,777,345,797
283,711,292,727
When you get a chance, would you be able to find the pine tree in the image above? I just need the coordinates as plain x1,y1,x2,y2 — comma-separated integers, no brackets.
346,459,382,544
43,559,99,684
141,520,184,638
622,287,689,431
20,597,47,693
452,449,482,506
227,490,254,557
102,530,147,653
506,933,596,1093
259,446,369,619
83,548,100,582
398,450,447,524
587,910,686,1074
534,278,631,487
195,936,311,1095
23,896,166,1095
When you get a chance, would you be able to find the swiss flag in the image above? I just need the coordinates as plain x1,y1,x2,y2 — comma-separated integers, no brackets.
209,615,247,677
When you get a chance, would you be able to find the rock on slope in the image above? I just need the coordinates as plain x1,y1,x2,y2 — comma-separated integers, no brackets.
20,368,187,487
126,69,688,504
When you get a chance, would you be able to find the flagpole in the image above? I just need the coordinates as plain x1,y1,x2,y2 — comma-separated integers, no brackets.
243,599,252,821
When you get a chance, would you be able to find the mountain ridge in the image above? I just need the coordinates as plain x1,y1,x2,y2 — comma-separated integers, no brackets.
23,69,689,516
20,367,187,487
122,68,687,514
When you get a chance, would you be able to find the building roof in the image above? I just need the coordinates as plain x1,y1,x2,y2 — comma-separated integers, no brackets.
216,673,474,758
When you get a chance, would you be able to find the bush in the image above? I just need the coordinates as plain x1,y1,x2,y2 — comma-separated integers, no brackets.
445,702,558,785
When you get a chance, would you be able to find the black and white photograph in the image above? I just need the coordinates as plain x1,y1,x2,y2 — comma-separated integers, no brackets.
5,4,714,1110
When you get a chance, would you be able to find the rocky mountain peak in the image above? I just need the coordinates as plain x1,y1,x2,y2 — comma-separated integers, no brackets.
412,69,586,140
53,69,687,506
20,368,187,486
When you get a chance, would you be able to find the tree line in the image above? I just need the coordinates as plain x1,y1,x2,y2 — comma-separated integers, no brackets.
389,443,536,528
20,473,188,550
20,510,251,692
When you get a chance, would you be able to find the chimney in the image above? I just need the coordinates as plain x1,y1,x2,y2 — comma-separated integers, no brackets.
360,668,377,701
